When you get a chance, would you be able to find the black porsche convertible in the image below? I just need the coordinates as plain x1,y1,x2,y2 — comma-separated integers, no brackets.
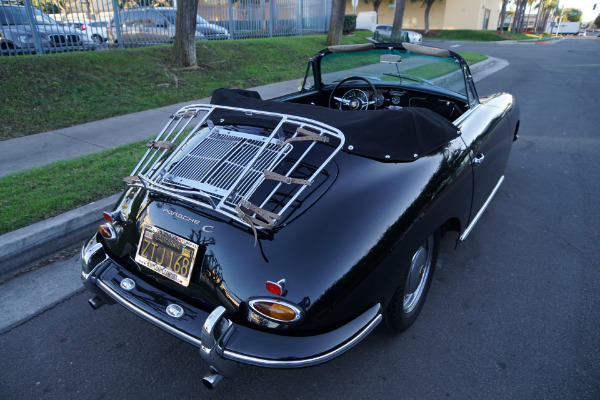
81,42,519,388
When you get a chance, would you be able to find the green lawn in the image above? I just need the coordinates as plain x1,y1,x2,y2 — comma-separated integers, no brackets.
427,29,537,41
0,141,147,235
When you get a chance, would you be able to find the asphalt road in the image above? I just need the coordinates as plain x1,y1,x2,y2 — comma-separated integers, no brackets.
1,37,599,399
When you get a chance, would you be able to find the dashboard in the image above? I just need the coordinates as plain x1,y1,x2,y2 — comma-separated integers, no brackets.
336,87,467,121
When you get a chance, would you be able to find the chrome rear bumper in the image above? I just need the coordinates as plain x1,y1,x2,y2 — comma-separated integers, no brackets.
81,234,382,375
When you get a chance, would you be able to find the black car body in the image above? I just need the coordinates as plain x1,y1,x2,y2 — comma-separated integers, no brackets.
81,42,519,388
0,3,89,55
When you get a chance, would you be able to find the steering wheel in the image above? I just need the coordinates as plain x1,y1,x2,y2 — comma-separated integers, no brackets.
328,76,378,111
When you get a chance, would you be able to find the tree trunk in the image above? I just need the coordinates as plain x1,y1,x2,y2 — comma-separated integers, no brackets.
373,0,381,24
423,0,434,34
513,0,525,33
172,0,199,67
533,0,542,32
326,0,346,46
391,0,405,42
500,0,508,33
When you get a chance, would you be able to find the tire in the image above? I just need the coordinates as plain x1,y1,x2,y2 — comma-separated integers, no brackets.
384,232,440,333
92,35,102,44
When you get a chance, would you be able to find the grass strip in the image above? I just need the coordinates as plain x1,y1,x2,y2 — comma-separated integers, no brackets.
0,140,148,235
427,29,536,41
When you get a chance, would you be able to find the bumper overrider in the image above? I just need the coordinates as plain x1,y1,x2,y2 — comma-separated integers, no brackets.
81,234,382,388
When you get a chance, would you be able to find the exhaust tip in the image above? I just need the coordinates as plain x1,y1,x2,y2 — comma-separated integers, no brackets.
202,369,224,390
88,295,105,310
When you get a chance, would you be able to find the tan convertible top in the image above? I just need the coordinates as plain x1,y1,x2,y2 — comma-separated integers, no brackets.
328,42,450,58
328,43,375,53
401,43,451,58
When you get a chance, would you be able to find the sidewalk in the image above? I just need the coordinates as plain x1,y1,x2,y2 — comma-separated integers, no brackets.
0,56,507,280
0,79,301,179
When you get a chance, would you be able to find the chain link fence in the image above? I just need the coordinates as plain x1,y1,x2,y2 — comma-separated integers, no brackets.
1,0,331,56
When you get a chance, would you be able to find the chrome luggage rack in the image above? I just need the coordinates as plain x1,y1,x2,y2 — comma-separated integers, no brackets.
124,104,345,237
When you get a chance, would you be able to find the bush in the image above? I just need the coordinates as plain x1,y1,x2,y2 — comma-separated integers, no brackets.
344,14,357,34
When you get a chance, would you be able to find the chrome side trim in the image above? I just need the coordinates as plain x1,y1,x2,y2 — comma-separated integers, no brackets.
223,312,382,369
97,280,204,348
453,103,481,127
460,175,504,241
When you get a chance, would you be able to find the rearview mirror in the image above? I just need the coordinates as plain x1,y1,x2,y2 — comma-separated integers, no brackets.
380,54,402,64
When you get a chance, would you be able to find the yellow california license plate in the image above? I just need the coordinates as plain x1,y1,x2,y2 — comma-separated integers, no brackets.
135,225,199,287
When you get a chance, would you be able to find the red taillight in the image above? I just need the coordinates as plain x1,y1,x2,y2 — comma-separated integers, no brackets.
80,24,86,31
102,211,113,222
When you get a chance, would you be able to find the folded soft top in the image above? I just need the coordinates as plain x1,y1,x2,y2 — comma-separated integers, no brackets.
210,88,460,162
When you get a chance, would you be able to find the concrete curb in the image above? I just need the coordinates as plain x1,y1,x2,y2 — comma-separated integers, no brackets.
0,193,120,280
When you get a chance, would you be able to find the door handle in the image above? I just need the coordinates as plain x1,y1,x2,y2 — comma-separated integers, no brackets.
471,153,485,165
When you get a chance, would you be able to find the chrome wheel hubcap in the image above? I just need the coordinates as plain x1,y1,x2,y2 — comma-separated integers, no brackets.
403,236,433,313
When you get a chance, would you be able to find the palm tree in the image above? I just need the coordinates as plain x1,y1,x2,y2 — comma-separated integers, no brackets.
500,0,509,34
410,0,442,35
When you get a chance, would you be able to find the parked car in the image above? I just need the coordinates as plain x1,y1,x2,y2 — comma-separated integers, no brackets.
58,20,107,44
0,3,90,55
60,20,109,44
87,20,109,43
195,13,230,40
107,7,228,44
373,24,422,43
81,42,519,389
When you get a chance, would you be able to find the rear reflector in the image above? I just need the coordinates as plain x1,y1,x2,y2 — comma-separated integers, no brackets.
266,281,282,296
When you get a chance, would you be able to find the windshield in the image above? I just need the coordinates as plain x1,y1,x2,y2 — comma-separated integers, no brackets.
0,6,57,25
319,48,467,97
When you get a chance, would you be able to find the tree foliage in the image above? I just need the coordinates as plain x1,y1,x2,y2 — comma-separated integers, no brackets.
595,14,600,28
563,8,582,22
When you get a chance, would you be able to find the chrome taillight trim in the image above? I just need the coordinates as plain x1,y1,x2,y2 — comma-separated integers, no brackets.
248,298,303,323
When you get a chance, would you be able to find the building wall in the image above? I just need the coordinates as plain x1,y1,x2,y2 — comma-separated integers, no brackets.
347,0,502,31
